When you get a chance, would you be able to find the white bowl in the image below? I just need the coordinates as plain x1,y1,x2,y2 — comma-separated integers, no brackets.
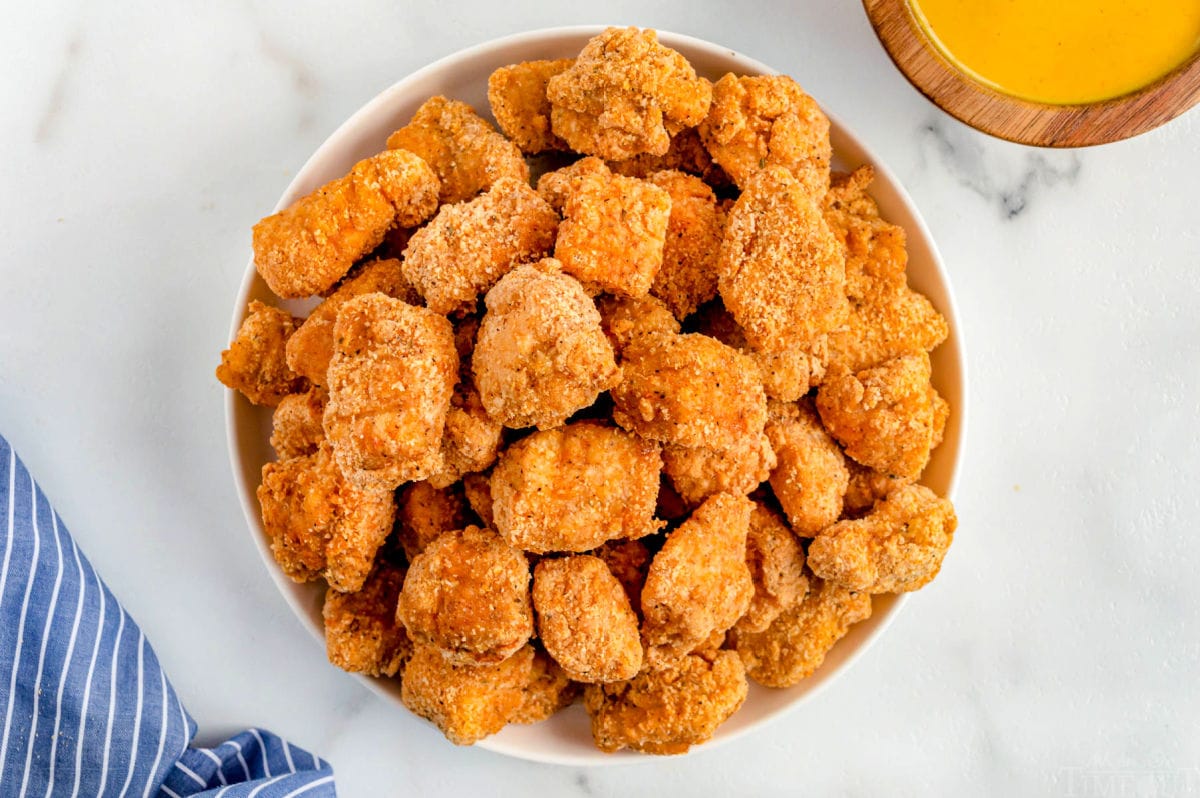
225,26,966,766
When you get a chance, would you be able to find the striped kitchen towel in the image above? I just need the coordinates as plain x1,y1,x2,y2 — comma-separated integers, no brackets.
0,433,336,797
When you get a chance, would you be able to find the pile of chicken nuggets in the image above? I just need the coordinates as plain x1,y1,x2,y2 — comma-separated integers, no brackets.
216,27,958,755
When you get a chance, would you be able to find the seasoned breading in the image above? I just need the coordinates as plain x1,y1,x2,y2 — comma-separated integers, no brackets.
826,285,949,374
737,502,808,634
487,59,574,154
396,480,470,561
462,472,494,528
608,127,730,189
590,539,652,614
661,431,776,507
823,166,908,300
765,401,848,536
535,156,611,213
596,293,680,355
932,388,950,450
427,380,503,489
323,560,411,677
511,647,580,724
217,300,307,406
270,387,327,460
843,459,912,516
644,170,724,319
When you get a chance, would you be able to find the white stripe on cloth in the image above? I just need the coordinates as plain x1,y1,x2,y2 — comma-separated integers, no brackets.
116,629,148,797
281,774,337,798
249,728,273,777
0,476,42,782
97,606,127,796
143,665,170,798
71,555,107,798
200,746,231,786
0,449,16,780
45,521,88,797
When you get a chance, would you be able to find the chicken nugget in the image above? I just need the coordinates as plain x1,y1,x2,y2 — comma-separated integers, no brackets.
491,422,663,553
765,401,848,536
323,560,411,677
644,170,724,319
546,27,712,160
662,431,776,507
396,525,533,664
717,166,848,354
641,493,754,669
396,480,469,561
257,443,395,592
512,648,580,724
487,59,574,154
843,459,912,516
597,293,680,355
216,300,307,406
535,156,610,213
932,387,950,450
270,387,327,460
252,149,439,298
825,285,949,374
462,472,494,528
474,260,620,429
324,294,458,489
402,177,559,315
584,649,747,754
386,95,528,205
427,380,504,489
533,555,642,683
693,301,824,402
808,483,956,593
590,539,652,613
737,502,808,634
823,166,908,300
608,127,730,189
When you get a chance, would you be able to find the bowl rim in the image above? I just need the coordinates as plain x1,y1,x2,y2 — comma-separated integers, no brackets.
225,24,968,766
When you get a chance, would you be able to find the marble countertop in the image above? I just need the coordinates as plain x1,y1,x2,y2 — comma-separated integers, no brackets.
2,2,1198,795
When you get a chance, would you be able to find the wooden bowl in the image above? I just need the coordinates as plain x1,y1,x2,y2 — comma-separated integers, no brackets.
863,0,1200,146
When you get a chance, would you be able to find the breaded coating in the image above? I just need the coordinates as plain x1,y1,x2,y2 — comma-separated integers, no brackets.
427,381,503,489
512,648,580,724
491,422,664,553
843,460,911,516
731,575,872,688
462,472,494,528
737,502,808,634
694,302,824,402
257,443,395,592
641,493,754,669
608,127,730,188
815,352,937,480
554,170,672,297
808,483,956,593
597,293,680,355
591,539,652,613
765,401,848,536
717,166,848,354
533,555,643,683
397,525,533,664
386,95,528,205
535,156,610,213
401,642,534,745
270,387,327,460
324,294,458,489
826,284,950,374
546,27,712,160
932,388,950,450
644,170,724,319
699,74,831,197
487,59,574,154
584,650,748,754
611,332,767,451
402,177,559,315
396,480,469,561
823,166,908,300
662,431,776,507
474,260,620,429
323,560,411,677
252,149,439,298
217,300,306,406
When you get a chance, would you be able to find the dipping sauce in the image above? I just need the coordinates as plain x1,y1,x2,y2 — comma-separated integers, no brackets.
908,0,1200,105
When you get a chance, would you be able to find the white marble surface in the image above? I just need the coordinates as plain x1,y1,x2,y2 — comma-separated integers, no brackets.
2,2,1198,795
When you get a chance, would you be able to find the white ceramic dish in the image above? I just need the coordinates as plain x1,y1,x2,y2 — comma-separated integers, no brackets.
225,26,966,766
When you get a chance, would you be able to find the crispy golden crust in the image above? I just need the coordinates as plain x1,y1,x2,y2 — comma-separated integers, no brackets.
546,27,712,160
584,650,747,754
611,332,767,451
462,472,494,528
474,260,620,429
823,166,908,300
641,493,754,669
511,648,580,724
324,294,458,489
535,156,611,213
826,284,949,375
815,352,937,480
932,388,949,450
386,95,528,205
644,170,724,319
401,642,534,745
270,387,327,460
554,171,672,297
608,127,731,188
693,302,824,402
533,555,642,683
396,480,470,561
257,443,395,592
662,431,776,507
808,483,956,593
487,59,574,154
699,74,831,197
765,401,848,536
597,293,680,356
590,539,652,614
402,177,559,315
491,422,664,553
252,149,439,298
730,575,871,687
717,166,848,354
843,459,912,516
323,560,411,677
737,502,808,634
427,380,504,489
217,300,307,406
397,525,533,664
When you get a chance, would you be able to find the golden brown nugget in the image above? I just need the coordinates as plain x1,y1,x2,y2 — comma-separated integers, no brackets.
843,460,911,516
323,560,411,677
641,493,754,669
584,650,747,754
535,156,610,213
533,556,642,683
717,166,848,354
808,483,957,593
694,302,824,402
731,575,872,688
491,422,663,553
462,472,494,528
596,293,680,355
512,648,580,724
397,525,533,664
270,387,327,460
427,381,503,489
487,59,574,153
546,27,712,160
396,480,469,561
661,431,776,507
591,539,652,612
284,258,419,386
257,443,395,592
386,95,528,205
608,127,730,188
826,284,950,375
932,388,950,450
644,170,724,319
323,294,457,489
823,166,908,300
401,642,534,745
815,352,938,480
554,170,672,297
699,74,832,197
737,502,808,634
611,332,767,451
765,401,848,536
217,300,307,406
402,177,559,315
474,261,620,429
252,149,439,298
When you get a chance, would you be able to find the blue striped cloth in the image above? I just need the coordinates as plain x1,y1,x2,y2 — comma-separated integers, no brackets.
0,434,337,797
